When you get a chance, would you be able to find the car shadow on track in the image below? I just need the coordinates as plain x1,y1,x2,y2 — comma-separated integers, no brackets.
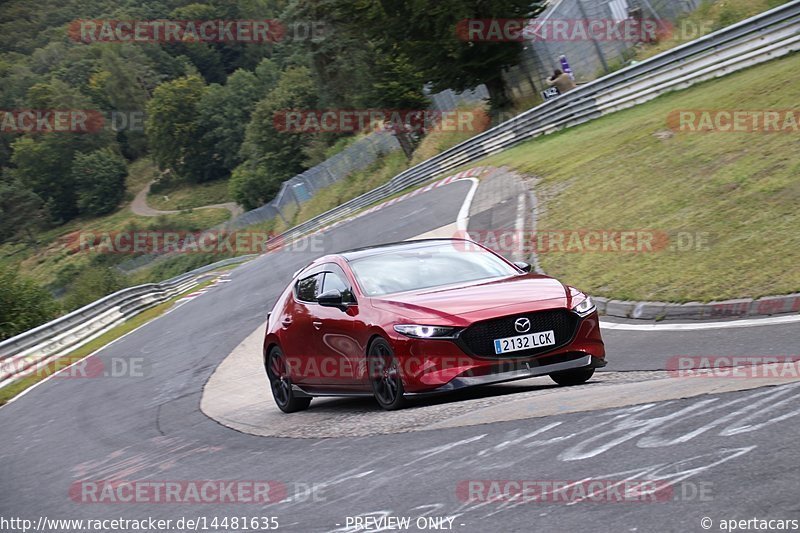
303,377,602,413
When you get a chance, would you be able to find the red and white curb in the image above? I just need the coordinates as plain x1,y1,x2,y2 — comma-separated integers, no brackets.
357,166,490,218
175,274,231,305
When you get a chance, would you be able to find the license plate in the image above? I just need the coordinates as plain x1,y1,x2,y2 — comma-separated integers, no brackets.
494,330,555,354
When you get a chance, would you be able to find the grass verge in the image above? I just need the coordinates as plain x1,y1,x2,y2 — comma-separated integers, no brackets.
627,0,793,64
147,179,232,211
0,201,231,291
477,53,800,302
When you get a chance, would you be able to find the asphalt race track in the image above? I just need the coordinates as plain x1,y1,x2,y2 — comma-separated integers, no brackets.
2,179,799,532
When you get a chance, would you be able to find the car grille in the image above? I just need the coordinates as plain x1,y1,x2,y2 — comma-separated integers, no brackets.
457,309,579,358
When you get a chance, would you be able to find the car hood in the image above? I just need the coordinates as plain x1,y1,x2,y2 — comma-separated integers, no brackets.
370,274,569,321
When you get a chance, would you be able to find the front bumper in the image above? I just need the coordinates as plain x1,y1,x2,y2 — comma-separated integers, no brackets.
392,312,605,394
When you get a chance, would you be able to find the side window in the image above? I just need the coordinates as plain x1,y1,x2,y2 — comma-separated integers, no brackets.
295,274,321,302
321,265,356,304
322,272,350,300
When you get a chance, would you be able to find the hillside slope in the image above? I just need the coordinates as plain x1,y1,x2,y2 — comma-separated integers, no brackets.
482,52,800,302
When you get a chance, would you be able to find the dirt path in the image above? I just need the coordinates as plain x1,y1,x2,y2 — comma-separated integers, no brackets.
131,181,243,218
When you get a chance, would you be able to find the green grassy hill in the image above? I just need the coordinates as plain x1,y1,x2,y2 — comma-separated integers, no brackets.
481,53,799,302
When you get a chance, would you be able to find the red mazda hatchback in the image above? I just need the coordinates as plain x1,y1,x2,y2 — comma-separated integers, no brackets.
263,239,606,412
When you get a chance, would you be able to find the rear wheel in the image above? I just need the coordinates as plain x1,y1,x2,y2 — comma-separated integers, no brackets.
550,367,595,386
368,338,406,410
265,346,311,413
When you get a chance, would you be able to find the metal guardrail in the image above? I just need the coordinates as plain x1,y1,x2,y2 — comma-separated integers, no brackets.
268,1,799,246
0,255,255,388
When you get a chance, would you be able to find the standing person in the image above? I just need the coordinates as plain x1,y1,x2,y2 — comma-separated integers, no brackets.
546,69,577,94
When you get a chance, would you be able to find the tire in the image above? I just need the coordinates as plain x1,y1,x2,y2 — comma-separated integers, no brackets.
265,346,311,413
368,338,406,410
549,367,595,386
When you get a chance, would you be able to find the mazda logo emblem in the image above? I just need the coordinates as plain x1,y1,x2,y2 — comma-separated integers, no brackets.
514,317,531,333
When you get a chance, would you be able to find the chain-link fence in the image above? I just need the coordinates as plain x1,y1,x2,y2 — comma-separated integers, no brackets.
231,131,401,229
428,86,490,112
503,0,707,102
233,87,493,230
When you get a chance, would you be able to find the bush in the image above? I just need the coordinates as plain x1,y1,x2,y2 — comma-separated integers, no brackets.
62,266,127,312
0,267,61,341
133,253,233,285
228,164,283,211
72,148,128,216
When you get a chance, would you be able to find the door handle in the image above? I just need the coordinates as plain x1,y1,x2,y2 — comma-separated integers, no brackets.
312,321,322,330
281,317,293,327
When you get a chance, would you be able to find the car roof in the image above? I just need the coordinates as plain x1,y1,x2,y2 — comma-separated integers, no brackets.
338,238,475,261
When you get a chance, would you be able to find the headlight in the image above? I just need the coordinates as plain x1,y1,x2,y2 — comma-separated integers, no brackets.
572,296,596,317
393,325,457,338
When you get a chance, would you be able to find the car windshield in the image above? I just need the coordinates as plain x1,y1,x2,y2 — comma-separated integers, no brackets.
348,242,518,296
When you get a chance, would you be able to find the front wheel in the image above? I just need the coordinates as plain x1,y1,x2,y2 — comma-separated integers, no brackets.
368,338,406,410
265,346,311,413
549,367,595,386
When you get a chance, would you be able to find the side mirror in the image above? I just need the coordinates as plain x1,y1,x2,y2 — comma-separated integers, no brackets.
513,261,532,273
318,289,345,309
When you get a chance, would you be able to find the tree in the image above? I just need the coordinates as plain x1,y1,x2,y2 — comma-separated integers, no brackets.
72,148,128,216
253,57,281,93
9,79,114,222
87,46,157,159
338,0,547,110
279,0,376,108
193,67,270,180
228,163,281,211
242,66,319,175
10,133,110,223
367,53,430,109
167,1,270,82
0,179,46,245
145,75,207,181
232,66,319,208
0,267,60,341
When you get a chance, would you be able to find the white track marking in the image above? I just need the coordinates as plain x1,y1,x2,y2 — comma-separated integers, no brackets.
1,315,157,409
601,313,800,331
515,194,526,239
455,178,480,231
